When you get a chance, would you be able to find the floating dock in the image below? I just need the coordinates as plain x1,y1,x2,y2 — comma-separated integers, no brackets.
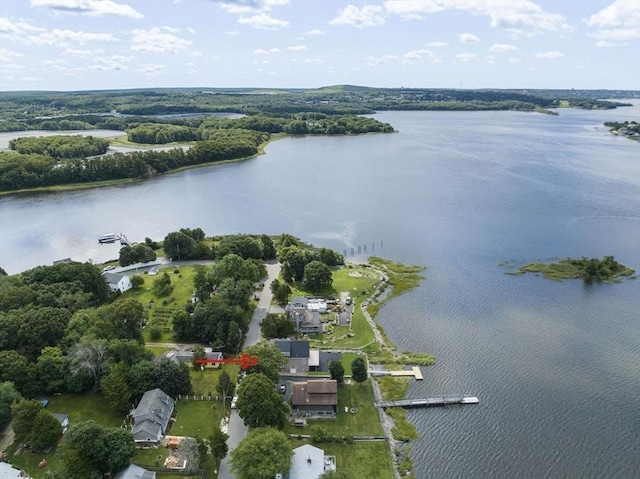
376,395,478,408
369,366,423,380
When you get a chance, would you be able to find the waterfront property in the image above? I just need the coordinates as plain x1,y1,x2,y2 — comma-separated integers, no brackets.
285,297,323,334
274,339,315,373
289,444,336,479
291,379,338,418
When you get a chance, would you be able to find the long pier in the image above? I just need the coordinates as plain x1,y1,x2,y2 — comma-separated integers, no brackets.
376,395,478,408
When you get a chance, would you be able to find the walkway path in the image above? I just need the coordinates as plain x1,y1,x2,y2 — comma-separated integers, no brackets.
0,424,14,454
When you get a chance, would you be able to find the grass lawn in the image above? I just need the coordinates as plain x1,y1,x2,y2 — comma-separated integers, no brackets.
172,400,223,438
46,392,125,428
190,365,239,397
290,439,394,479
116,266,198,342
285,379,383,437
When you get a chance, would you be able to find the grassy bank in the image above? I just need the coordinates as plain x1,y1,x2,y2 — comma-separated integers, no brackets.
508,256,636,282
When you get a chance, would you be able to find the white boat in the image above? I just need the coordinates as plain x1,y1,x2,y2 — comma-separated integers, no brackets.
98,233,119,243
460,396,479,404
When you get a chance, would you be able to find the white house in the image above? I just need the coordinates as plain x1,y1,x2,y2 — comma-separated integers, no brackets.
0,462,31,479
289,444,336,479
52,413,69,434
104,272,132,293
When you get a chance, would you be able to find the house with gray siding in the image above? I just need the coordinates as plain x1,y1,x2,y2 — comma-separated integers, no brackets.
130,388,175,446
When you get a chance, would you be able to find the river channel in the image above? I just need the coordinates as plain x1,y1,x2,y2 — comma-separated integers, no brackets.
1,105,639,478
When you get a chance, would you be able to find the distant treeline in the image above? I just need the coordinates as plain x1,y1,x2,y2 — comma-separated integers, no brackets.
0,129,266,191
0,86,635,129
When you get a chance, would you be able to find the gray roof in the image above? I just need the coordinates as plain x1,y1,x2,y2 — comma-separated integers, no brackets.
114,464,157,479
274,339,309,359
289,444,325,479
104,272,125,284
0,462,27,479
131,388,174,441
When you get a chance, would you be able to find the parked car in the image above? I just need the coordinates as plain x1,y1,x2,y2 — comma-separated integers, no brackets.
231,396,238,409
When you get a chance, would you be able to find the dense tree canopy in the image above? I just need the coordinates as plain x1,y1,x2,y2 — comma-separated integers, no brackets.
0,381,22,430
230,428,293,479
261,313,295,339
61,420,136,479
242,342,287,384
351,357,368,383
303,260,333,292
9,135,109,158
236,373,289,429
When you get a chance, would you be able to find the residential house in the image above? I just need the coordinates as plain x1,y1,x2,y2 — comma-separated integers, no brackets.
130,388,175,446
285,297,322,334
114,464,157,479
0,462,30,479
51,413,69,434
104,272,132,294
288,444,336,479
163,348,223,365
317,351,342,372
291,379,338,417
274,339,314,373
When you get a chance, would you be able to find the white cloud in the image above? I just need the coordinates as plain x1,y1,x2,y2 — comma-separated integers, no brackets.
162,26,180,33
586,0,640,41
488,43,518,52
30,0,143,19
402,48,439,63
254,48,269,54
508,57,521,63
427,41,448,47
595,40,628,47
131,27,191,53
270,47,281,53
0,48,23,61
136,63,166,75
0,17,46,35
63,47,101,57
217,0,289,14
459,32,480,44
330,5,386,29
383,0,572,36
226,30,240,36
535,50,564,59
456,53,476,62
238,12,289,29
304,29,325,36
366,54,398,66
187,27,196,34
28,29,118,46
287,45,308,51
303,58,323,64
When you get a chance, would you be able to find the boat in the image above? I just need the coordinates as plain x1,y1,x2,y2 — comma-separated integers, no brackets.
460,396,479,404
98,233,119,244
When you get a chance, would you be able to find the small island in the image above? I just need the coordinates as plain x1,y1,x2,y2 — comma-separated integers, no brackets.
510,256,636,282
604,121,640,141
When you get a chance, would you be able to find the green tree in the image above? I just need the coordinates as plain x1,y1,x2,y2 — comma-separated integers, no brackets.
243,342,287,383
177,437,201,473
236,373,288,429
269,279,291,305
163,231,198,261
0,382,22,430
30,409,63,450
192,346,206,370
153,272,173,297
351,357,367,383
37,346,66,393
328,360,345,384
62,420,135,479
209,427,229,461
230,427,293,479
11,398,42,440
303,260,333,292
130,275,144,289
0,350,38,397
100,362,131,414
216,370,234,402
261,313,295,339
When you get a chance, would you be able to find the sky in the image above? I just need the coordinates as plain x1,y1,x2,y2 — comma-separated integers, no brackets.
0,0,639,91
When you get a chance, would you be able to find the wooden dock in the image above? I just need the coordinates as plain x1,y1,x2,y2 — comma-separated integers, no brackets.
376,395,478,408
369,366,423,380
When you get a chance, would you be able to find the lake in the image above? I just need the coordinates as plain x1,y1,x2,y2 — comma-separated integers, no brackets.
1,105,639,478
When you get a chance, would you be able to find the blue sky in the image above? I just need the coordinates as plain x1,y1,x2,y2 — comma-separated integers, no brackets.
1,0,639,91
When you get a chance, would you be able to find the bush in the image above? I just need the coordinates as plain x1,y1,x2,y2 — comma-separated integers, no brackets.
149,325,162,341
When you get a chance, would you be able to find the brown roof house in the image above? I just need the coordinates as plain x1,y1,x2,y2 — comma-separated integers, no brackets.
291,379,338,418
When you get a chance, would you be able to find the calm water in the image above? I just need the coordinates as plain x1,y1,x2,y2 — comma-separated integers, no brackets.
1,106,639,478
